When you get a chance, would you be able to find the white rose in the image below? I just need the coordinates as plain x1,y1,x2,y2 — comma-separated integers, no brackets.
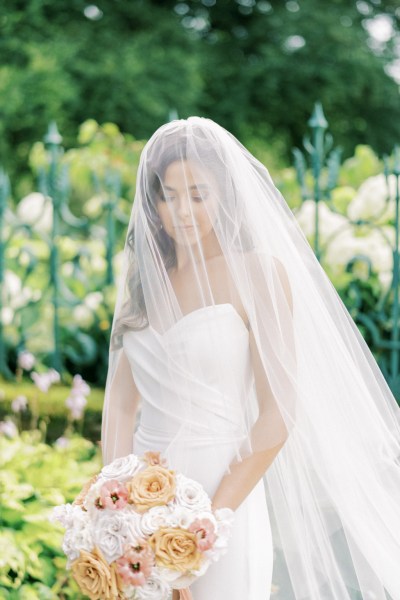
140,505,170,535
92,511,141,564
82,480,104,516
206,507,235,562
99,453,142,482
131,567,171,600
49,503,82,528
62,510,93,565
125,510,147,541
165,505,193,529
174,473,211,512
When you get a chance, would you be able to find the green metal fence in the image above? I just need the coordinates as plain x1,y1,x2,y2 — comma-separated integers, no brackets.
0,108,399,401
294,102,400,401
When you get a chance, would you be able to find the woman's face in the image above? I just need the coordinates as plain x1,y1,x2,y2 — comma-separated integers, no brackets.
156,159,220,247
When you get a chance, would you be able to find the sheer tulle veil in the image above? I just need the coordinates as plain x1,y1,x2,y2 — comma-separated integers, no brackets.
101,116,400,599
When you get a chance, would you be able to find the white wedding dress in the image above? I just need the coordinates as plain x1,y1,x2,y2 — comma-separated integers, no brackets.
123,303,274,600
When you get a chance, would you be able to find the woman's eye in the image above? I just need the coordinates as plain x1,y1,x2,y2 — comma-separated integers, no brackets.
192,191,209,201
160,194,175,202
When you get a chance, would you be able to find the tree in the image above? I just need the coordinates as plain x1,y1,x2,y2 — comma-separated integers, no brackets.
176,0,400,159
0,0,202,187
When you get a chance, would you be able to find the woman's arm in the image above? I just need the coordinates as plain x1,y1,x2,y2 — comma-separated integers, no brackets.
211,256,294,512
101,347,141,465
211,325,288,512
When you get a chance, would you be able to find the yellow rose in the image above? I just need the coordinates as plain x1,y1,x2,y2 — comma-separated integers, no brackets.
129,465,176,512
71,546,120,600
148,527,203,572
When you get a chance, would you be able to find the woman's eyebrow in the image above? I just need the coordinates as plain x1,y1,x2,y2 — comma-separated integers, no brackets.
163,184,210,191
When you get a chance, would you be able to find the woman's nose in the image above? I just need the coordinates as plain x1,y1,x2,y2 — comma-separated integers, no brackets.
175,195,193,219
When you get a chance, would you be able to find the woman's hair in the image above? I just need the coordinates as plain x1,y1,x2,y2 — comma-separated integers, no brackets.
110,125,254,350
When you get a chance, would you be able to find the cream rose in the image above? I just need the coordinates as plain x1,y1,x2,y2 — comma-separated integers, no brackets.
71,546,120,600
129,465,176,512
148,527,203,572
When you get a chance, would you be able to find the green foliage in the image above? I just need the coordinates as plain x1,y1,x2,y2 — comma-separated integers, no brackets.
0,1,202,194
338,145,383,189
183,0,400,161
30,119,146,219
0,380,103,443
0,430,101,598
1,1,400,190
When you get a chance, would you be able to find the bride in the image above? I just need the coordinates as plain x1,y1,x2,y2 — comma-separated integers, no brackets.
101,116,400,600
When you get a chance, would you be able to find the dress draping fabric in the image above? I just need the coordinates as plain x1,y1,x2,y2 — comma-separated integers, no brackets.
122,303,274,600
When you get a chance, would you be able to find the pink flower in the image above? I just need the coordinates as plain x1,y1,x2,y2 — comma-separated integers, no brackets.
142,450,168,467
11,395,28,413
72,374,91,396
115,542,154,586
65,393,87,420
188,518,217,551
55,436,70,449
99,480,129,510
65,375,90,420
17,350,35,371
48,368,61,383
31,371,53,392
0,420,18,438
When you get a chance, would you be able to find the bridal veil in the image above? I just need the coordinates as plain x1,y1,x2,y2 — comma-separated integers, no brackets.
101,116,400,599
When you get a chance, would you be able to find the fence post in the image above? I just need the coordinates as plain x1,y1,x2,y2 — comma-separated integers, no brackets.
293,101,341,260
0,168,14,379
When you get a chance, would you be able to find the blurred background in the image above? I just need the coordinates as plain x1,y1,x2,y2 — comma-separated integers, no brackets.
1,1,400,598
2,0,400,189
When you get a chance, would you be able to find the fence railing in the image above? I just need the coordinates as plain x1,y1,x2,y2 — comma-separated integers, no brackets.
1,107,399,401
293,102,400,401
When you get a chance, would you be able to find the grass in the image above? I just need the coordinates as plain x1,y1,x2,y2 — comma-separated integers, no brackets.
0,377,104,444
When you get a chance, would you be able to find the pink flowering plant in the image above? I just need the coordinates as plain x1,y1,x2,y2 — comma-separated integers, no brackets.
51,450,235,600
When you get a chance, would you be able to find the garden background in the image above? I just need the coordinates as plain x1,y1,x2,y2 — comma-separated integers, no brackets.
1,0,400,598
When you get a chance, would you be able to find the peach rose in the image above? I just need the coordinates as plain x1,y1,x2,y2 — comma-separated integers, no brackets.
73,475,99,508
143,450,168,467
71,546,120,600
148,527,203,572
129,465,176,512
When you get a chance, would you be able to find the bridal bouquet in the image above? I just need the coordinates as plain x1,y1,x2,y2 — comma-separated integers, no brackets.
50,451,235,600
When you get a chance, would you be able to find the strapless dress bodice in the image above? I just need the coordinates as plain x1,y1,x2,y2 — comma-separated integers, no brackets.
122,303,257,448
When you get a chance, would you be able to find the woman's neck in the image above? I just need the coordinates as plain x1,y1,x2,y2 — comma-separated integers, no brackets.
174,231,222,272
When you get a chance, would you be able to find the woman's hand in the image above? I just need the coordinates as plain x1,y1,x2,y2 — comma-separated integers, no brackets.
172,590,193,600
211,441,286,512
